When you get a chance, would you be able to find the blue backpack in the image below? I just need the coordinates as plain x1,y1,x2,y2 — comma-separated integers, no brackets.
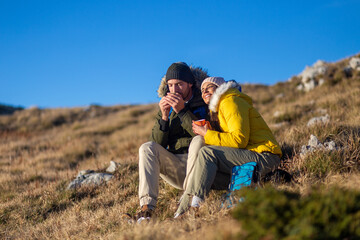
222,162,258,208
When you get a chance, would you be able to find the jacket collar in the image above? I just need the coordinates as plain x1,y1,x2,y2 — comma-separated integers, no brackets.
209,81,241,112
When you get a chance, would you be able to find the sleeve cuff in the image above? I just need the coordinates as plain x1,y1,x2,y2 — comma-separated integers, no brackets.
159,119,169,131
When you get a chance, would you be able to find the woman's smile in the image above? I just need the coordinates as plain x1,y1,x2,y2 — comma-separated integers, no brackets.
201,82,217,104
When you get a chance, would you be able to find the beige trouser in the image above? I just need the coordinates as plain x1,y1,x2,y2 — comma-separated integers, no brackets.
183,135,206,190
138,139,204,207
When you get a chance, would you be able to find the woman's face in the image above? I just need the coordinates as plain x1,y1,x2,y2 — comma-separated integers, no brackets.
201,82,218,105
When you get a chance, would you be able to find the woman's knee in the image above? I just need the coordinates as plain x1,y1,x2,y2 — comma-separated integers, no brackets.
198,146,217,164
258,154,281,175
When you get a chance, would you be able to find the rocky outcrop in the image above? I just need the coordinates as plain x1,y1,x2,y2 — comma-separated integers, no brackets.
307,114,330,127
67,161,121,190
300,135,336,159
348,57,360,71
296,60,328,92
106,160,121,173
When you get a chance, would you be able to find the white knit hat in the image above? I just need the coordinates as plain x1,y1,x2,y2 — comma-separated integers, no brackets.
201,77,226,90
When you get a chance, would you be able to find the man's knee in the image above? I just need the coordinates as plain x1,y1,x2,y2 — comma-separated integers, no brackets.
139,141,162,154
139,141,160,164
139,141,154,152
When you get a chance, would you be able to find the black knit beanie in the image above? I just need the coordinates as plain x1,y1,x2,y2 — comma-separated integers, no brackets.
165,62,195,84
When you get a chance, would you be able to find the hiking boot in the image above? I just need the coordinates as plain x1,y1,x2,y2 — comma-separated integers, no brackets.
135,205,154,224
122,205,154,224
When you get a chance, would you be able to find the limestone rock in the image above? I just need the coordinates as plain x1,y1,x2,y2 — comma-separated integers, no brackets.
296,84,304,91
67,171,113,190
106,160,121,173
324,141,336,150
303,78,317,92
297,60,328,92
349,57,360,70
299,60,327,81
308,134,321,148
307,114,330,127
300,134,337,159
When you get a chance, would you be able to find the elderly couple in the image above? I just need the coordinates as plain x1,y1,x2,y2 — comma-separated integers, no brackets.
135,62,282,222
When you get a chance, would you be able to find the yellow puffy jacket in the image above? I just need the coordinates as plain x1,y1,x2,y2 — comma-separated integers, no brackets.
204,81,282,157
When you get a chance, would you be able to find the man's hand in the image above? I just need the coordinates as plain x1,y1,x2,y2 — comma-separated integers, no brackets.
159,97,171,121
164,93,185,113
192,121,209,136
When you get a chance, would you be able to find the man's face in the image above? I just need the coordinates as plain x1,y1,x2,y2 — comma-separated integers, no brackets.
167,79,193,101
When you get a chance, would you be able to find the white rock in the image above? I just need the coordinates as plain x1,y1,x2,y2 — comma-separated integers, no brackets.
297,84,304,91
106,161,121,173
303,79,317,92
297,60,328,91
81,173,113,185
324,141,336,150
314,60,326,68
300,134,337,159
308,134,320,148
349,57,360,70
67,172,113,190
318,78,325,86
307,114,330,127
299,60,327,81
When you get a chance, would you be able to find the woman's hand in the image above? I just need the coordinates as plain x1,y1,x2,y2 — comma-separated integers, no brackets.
192,121,209,136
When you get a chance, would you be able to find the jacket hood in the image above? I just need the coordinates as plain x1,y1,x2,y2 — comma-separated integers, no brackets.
209,81,249,112
157,66,209,97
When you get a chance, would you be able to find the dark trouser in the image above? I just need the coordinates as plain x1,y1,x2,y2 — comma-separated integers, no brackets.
186,145,281,199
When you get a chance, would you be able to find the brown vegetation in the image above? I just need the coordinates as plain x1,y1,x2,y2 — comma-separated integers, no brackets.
1,56,359,239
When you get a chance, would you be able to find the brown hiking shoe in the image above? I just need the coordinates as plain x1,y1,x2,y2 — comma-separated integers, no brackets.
136,205,154,223
122,205,154,224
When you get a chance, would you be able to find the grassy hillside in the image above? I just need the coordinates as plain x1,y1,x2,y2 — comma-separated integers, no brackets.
1,54,359,239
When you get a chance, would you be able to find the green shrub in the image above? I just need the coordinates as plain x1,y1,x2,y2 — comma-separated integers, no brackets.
232,186,360,240
302,150,343,178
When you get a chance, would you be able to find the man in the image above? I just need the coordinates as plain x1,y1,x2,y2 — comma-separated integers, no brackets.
136,62,208,222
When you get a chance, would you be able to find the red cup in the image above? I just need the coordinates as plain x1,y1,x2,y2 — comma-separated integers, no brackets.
194,119,210,128
194,119,206,126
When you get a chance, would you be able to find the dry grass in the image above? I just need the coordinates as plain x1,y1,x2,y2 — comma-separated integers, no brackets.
1,57,360,239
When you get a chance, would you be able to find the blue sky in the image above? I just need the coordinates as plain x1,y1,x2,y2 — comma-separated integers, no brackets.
1,0,359,108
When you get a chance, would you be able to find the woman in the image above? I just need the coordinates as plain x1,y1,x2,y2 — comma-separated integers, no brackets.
175,77,282,217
